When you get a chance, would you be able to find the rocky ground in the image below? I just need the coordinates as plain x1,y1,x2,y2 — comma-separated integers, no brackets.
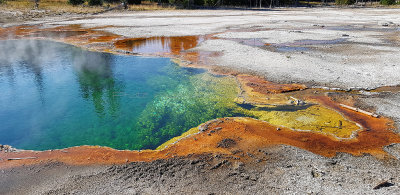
0,9,87,28
1,145,400,194
1,8,400,194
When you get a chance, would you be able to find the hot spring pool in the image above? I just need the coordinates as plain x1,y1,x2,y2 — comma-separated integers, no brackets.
0,39,249,150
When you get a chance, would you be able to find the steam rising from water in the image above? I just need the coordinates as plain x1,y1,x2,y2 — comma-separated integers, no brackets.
0,40,124,149
0,39,241,150
0,39,120,114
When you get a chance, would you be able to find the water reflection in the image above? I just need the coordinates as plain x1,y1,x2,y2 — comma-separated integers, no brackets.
0,40,52,94
114,36,206,54
114,36,218,67
72,49,122,116
0,40,122,116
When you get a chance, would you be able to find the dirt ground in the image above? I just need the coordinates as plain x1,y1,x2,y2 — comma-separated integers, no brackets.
2,145,400,194
1,8,400,194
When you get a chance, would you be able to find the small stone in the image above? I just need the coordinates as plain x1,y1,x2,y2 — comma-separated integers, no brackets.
276,127,281,131
214,154,221,158
241,173,250,180
217,139,236,148
373,181,394,190
247,152,255,158
190,160,200,164
326,160,338,166
210,160,228,170
311,170,319,178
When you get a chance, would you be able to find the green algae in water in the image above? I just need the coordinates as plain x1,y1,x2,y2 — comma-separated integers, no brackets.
0,39,250,150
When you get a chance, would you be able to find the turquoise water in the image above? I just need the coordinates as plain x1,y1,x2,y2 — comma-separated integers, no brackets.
0,40,247,150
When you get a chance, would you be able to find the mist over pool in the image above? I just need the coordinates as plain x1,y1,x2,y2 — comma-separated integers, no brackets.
0,40,246,150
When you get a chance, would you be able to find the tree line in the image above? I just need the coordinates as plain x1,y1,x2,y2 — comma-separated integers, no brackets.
68,0,398,7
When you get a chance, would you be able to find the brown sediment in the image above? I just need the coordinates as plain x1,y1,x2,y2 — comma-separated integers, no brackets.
235,74,307,105
0,25,39,38
310,96,400,151
0,25,122,51
181,51,223,66
371,85,400,93
237,75,307,94
28,30,88,38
